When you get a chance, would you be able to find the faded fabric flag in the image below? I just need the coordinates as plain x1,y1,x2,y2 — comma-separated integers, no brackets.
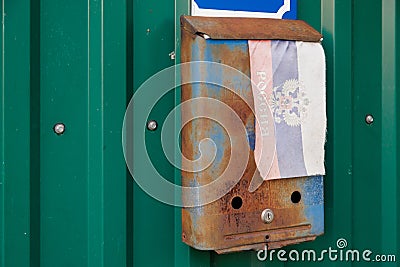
248,40,326,180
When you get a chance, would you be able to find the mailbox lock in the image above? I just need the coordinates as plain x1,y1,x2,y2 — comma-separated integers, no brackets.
261,209,274,224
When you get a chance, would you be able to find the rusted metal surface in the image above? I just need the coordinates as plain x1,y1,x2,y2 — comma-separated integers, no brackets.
181,17,324,253
181,15,323,42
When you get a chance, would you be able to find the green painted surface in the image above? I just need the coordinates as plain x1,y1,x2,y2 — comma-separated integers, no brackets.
0,0,398,266
131,0,176,266
0,0,32,266
1,0,127,266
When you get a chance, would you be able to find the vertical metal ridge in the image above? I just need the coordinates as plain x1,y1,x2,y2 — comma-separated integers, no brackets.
1,0,31,265
125,0,134,266
349,0,355,255
86,0,91,265
397,1,400,261
103,0,127,264
0,0,5,266
29,0,41,265
381,0,397,262
321,0,354,260
100,0,105,264
131,0,176,264
87,0,105,265
0,0,5,265
352,0,383,259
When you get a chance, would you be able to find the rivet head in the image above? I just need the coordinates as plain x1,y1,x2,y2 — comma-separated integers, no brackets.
53,123,65,135
365,114,374,124
169,51,175,60
147,120,158,131
261,209,274,224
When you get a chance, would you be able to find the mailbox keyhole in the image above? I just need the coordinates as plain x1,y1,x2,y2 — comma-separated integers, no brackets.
231,196,243,209
291,191,302,203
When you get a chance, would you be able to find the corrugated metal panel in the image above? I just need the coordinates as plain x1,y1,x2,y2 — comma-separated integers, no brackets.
0,0,398,266
1,0,127,266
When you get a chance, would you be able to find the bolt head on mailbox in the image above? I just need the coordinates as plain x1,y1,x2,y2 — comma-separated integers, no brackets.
180,16,325,254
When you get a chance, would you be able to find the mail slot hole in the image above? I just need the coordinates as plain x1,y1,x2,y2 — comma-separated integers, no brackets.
231,196,243,209
291,191,302,203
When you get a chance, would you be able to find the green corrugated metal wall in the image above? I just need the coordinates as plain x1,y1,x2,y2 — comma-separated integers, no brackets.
0,0,398,266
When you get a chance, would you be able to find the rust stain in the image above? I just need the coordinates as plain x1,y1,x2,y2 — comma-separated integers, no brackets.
181,15,323,42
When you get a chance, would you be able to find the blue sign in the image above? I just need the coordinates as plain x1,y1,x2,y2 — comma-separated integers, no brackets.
192,0,297,19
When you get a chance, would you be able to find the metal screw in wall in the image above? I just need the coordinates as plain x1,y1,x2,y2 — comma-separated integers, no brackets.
147,120,158,131
261,209,274,224
169,51,175,60
53,123,65,135
365,114,374,124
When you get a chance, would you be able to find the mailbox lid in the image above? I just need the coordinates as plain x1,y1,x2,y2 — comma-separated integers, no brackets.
180,15,322,42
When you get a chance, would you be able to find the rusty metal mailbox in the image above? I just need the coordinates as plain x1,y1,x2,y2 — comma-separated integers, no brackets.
180,16,325,254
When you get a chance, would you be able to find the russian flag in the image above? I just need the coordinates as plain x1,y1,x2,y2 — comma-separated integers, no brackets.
248,40,326,181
